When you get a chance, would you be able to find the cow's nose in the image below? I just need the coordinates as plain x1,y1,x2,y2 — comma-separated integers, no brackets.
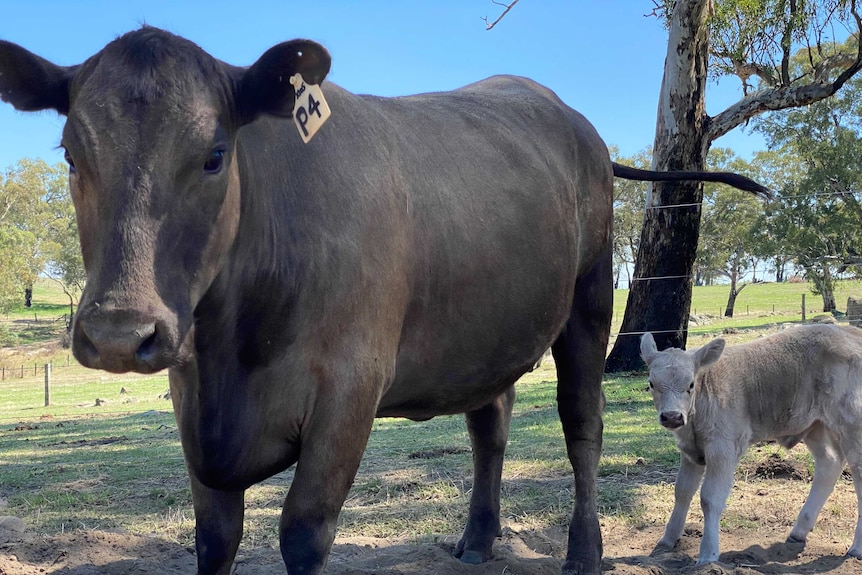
76,319,160,373
659,411,685,429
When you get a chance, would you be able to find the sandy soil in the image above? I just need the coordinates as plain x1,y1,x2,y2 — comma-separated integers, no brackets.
1,514,859,575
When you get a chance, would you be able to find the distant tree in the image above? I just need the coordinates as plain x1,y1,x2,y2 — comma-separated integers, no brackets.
746,149,807,283
0,159,73,312
610,147,651,289
606,0,862,371
754,75,862,310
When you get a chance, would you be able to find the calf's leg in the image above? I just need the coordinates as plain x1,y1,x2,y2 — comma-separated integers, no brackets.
657,455,704,550
838,422,862,558
552,249,612,575
788,424,844,544
697,443,738,565
455,386,516,564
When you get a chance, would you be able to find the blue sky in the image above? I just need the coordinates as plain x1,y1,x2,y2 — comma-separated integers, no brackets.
0,0,766,170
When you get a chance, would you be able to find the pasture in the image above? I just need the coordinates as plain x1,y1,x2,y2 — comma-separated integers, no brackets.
0,280,861,573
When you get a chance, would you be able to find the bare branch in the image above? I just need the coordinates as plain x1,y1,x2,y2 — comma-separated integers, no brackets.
482,0,520,31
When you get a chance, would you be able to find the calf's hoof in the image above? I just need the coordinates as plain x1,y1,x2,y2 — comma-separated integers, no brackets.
786,534,807,545
847,547,862,559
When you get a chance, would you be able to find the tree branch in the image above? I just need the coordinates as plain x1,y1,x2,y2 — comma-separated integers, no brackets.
707,0,862,143
482,0,520,30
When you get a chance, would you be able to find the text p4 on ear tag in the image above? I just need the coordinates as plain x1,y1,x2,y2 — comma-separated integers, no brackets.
289,73,331,143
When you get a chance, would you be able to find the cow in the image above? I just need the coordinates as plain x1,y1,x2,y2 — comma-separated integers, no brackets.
0,27,769,575
640,325,862,565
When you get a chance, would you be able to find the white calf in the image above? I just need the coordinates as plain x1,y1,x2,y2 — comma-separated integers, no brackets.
640,324,862,565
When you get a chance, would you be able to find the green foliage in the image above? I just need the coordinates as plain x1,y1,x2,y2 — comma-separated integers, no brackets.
610,147,651,288
0,159,80,314
753,75,862,310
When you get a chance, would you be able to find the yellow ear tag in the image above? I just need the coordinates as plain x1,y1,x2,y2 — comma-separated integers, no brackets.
289,73,331,143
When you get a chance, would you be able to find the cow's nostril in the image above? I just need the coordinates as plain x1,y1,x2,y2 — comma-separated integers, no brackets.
136,329,160,362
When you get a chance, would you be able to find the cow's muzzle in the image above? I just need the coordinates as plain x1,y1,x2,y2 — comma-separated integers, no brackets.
659,411,686,430
72,305,180,373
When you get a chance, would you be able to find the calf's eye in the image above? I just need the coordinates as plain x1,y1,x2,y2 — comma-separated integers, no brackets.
204,150,224,174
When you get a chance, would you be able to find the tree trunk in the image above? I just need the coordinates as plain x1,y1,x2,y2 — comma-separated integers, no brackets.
605,0,710,372
821,265,836,312
24,287,32,308
775,258,786,282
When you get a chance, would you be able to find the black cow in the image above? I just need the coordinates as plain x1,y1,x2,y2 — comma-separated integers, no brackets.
0,28,767,575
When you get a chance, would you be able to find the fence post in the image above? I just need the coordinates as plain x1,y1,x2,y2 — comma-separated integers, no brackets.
801,293,806,322
44,363,51,407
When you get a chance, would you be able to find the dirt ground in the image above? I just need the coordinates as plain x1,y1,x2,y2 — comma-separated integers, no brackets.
1,513,859,575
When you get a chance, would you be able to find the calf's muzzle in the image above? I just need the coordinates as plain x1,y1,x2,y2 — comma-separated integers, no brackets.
659,411,686,429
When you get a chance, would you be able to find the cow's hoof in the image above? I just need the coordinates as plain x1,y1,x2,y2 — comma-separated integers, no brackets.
847,547,862,559
561,559,601,575
786,534,806,544
458,550,486,565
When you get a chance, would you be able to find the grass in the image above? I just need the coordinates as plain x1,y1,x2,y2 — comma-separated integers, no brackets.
0,363,674,550
611,278,862,335
0,278,858,554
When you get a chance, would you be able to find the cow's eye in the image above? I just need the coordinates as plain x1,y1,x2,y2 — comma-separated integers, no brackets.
64,149,77,174
688,381,695,392
204,150,224,174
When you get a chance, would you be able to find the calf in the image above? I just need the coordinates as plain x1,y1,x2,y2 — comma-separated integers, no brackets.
640,325,862,565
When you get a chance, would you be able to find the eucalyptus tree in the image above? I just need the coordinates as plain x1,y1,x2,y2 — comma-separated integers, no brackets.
0,159,72,311
755,74,862,311
606,0,862,371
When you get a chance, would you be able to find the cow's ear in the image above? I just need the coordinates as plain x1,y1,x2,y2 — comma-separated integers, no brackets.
693,338,725,369
0,41,77,115
640,333,659,366
235,39,331,125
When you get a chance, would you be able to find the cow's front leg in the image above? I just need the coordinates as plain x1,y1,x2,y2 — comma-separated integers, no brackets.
455,386,516,564
279,391,377,575
190,474,245,575
697,444,737,565
657,455,704,550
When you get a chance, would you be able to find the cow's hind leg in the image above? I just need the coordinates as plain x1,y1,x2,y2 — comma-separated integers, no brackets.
455,386,517,564
788,424,844,545
552,248,612,575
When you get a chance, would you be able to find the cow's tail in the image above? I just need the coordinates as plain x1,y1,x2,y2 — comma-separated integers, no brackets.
611,162,772,199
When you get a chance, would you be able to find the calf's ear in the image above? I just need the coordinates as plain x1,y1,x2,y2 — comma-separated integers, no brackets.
640,333,659,366
0,41,77,115
693,338,725,369
235,39,331,125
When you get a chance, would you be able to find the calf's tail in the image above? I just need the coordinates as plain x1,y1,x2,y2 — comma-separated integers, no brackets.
611,162,772,199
